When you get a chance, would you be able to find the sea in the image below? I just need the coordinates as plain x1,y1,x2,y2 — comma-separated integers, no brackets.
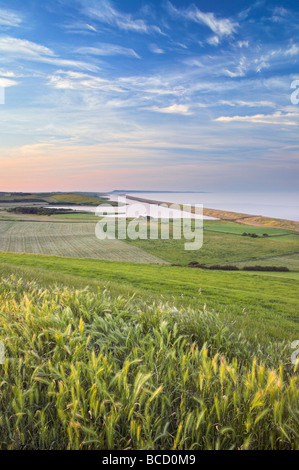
123,192,299,222
48,192,299,222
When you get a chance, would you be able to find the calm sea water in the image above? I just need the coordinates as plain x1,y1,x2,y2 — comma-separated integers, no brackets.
124,192,299,222
48,192,299,222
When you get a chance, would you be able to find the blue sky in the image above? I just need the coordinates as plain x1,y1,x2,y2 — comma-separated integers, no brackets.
0,0,298,192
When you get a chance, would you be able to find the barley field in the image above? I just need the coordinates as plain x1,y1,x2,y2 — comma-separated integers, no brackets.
0,275,298,450
0,221,166,264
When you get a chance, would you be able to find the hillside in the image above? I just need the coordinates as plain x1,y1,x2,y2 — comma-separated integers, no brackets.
0,275,298,450
0,192,112,206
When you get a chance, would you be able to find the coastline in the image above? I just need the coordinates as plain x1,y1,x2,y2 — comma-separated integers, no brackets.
125,195,299,232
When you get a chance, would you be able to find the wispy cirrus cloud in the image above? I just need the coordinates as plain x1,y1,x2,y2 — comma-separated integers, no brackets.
77,43,140,58
219,100,276,108
166,1,237,42
0,8,22,27
0,36,54,57
145,104,192,115
63,22,98,34
270,6,290,23
254,44,299,72
47,70,187,101
0,36,99,72
48,70,124,92
80,0,163,35
149,44,165,54
224,57,247,77
215,111,298,126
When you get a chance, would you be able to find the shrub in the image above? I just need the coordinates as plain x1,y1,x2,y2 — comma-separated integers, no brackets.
243,266,290,272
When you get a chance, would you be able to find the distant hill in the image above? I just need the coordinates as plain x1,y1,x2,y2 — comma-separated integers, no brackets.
0,192,113,206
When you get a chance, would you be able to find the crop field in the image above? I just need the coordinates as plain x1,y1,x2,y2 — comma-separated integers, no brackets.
0,221,166,264
0,275,298,450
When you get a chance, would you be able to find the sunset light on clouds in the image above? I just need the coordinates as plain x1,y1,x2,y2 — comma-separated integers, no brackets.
0,0,298,192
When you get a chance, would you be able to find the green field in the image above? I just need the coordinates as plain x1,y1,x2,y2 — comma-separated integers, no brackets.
0,208,99,223
125,219,299,269
203,220,292,236
0,252,298,342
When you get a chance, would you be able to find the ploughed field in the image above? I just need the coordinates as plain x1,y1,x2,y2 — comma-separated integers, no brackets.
0,221,166,264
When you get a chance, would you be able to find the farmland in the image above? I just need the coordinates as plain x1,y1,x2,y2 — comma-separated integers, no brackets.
126,219,299,270
0,221,166,264
0,195,298,450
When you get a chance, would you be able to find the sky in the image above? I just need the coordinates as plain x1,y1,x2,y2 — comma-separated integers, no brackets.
0,0,298,192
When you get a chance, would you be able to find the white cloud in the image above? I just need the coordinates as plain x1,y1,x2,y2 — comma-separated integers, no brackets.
0,36,54,57
80,0,162,34
77,44,140,58
215,111,297,126
238,41,249,48
184,58,204,68
0,36,99,72
271,6,290,23
86,24,97,32
64,22,98,33
118,74,186,96
189,8,236,37
149,44,165,54
272,6,288,17
0,69,17,78
48,70,124,92
207,36,220,46
285,44,299,56
254,45,299,72
0,8,22,27
224,57,247,77
167,2,237,38
145,104,192,115
0,77,18,88
220,100,276,108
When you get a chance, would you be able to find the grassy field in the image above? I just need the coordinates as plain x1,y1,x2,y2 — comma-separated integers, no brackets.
125,219,299,269
203,220,292,236
0,274,298,450
0,252,298,342
232,253,299,271
0,208,98,223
